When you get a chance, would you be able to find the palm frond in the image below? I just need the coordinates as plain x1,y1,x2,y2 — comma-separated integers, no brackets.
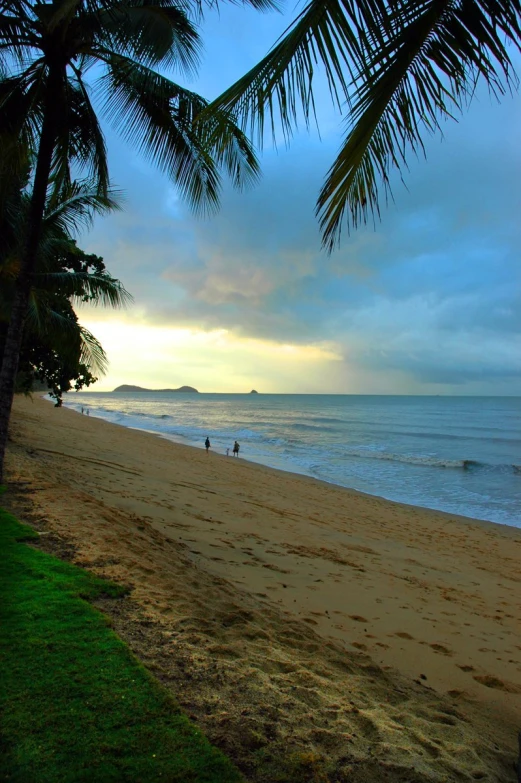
97,54,259,213
207,0,369,144
50,69,110,195
77,325,109,375
35,270,133,308
33,231,75,272
0,11,35,67
192,0,280,16
210,0,521,248
0,64,47,153
317,0,521,248
198,106,260,190
94,1,202,74
25,296,109,376
43,180,122,237
0,138,30,256
44,0,86,32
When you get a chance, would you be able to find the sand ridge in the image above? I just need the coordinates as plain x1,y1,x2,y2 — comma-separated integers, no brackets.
5,394,521,781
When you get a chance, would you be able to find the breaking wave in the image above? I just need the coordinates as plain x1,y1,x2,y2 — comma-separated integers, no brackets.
345,450,519,474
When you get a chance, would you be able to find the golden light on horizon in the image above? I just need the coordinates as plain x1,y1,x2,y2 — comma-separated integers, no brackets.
80,318,344,393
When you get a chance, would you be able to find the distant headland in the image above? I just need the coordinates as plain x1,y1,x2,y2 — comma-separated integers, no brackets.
113,385,199,393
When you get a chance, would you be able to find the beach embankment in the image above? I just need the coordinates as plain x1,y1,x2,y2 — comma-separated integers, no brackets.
5,393,521,782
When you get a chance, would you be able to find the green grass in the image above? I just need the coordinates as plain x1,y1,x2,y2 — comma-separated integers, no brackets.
0,506,243,783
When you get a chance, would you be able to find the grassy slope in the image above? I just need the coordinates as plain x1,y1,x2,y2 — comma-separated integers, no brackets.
0,507,243,783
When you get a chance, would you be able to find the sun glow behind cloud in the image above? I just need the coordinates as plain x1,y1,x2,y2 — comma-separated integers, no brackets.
82,317,344,393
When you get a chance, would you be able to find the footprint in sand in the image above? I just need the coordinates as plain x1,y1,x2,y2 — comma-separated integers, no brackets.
447,689,468,699
429,643,453,656
472,674,521,693
262,563,291,574
220,540,236,548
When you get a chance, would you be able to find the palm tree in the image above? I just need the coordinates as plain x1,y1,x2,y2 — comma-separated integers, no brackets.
0,0,274,481
210,0,521,250
0,177,132,405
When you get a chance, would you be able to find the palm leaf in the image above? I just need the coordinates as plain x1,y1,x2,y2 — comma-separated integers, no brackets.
207,0,363,143
25,296,109,376
192,0,280,16
51,68,110,195
97,53,259,213
199,107,260,190
0,65,47,154
317,0,521,248
78,325,109,375
210,0,521,248
35,270,133,308
94,1,202,74
0,11,35,68
43,180,122,237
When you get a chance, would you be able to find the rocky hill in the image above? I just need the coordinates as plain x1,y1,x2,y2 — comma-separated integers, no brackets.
113,385,199,393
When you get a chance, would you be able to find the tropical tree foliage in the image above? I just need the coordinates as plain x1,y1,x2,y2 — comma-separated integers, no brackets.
211,0,521,250
0,0,274,480
10,246,128,406
0,177,131,406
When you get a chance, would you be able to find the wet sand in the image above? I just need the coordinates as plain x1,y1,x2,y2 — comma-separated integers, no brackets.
5,394,521,782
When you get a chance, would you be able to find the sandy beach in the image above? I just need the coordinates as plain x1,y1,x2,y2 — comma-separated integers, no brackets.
5,394,521,781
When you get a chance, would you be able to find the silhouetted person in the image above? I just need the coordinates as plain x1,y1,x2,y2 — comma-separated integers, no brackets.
205,437,211,453
233,440,240,457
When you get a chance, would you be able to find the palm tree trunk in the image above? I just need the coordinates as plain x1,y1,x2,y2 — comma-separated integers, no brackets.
0,67,61,484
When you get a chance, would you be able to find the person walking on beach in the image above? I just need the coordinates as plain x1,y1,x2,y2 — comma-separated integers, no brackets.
205,437,211,453
233,440,240,457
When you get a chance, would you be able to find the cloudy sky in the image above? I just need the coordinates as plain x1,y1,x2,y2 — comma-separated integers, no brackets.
78,2,521,394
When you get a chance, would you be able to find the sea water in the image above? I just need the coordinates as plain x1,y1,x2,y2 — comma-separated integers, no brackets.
64,393,521,529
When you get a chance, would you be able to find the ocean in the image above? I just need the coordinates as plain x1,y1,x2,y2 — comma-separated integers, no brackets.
64,393,521,529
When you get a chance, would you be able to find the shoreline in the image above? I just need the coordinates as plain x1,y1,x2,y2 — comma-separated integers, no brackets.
160,432,521,533
62,394,519,532
6,393,521,780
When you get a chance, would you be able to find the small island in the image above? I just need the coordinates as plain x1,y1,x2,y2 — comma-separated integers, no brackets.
250,389,259,394
113,385,199,393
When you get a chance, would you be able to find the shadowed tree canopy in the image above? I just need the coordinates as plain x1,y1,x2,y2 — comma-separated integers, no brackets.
0,175,131,405
9,246,126,406
210,0,521,250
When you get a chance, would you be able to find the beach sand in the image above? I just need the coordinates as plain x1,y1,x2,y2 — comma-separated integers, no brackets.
5,394,521,781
